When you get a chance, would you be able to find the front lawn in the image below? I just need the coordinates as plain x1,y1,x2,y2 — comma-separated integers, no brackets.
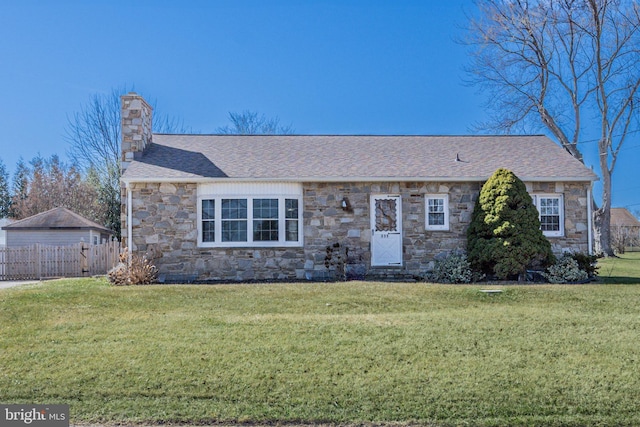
1,256,639,426
597,251,640,284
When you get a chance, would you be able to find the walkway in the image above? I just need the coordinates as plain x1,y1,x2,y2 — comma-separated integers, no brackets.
0,280,41,289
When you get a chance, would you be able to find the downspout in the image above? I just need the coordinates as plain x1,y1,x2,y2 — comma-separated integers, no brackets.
127,181,133,265
587,185,593,255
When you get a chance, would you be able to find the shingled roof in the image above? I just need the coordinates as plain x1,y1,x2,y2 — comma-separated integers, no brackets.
121,134,598,183
611,208,640,228
2,207,113,233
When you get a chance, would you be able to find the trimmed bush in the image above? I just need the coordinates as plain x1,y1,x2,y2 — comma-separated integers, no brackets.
569,252,599,278
467,168,555,280
428,251,474,284
543,254,589,283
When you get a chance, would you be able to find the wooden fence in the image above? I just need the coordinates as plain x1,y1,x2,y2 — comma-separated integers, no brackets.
0,241,121,281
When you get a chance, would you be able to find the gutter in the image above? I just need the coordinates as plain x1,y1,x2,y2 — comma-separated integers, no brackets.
127,181,133,264
121,176,599,185
587,185,593,255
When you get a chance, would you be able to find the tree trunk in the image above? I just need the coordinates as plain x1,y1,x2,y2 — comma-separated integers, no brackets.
593,166,615,256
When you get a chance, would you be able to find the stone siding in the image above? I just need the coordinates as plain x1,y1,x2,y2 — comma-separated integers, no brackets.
120,93,153,249
128,182,305,282
528,181,591,254
127,180,592,282
302,182,481,280
120,94,153,173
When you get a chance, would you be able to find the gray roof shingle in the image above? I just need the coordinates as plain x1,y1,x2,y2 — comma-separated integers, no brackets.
611,208,640,227
3,207,113,233
122,134,598,182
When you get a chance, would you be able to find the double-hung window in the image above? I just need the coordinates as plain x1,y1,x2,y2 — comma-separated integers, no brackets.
221,199,248,242
198,183,303,247
532,194,564,237
285,199,299,242
202,199,216,242
253,198,279,241
425,194,449,231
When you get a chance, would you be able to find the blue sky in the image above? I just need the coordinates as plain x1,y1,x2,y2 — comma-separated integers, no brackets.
0,1,637,211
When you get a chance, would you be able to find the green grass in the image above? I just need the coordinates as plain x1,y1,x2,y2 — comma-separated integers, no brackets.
1,256,640,426
597,251,640,284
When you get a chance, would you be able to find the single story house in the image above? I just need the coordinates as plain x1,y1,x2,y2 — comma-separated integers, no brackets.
120,93,598,281
611,208,640,231
611,207,640,249
2,207,114,247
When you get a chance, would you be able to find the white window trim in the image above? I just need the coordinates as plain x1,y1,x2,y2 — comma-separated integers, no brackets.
532,194,564,237
197,194,303,248
425,194,450,231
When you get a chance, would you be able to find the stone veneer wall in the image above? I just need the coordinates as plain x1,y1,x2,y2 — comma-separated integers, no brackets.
121,94,153,172
527,181,591,254
128,182,306,282
120,93,153,249
127,180,591,282
302,181,481,280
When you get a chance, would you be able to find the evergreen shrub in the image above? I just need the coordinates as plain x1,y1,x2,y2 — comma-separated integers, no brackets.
428,251,474,283
569,252,599,278
543,254,589,283
467,168,555,280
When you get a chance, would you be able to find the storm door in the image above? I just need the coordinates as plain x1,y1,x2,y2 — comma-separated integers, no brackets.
370,195,403,267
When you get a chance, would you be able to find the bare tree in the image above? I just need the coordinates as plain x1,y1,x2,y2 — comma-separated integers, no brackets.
10,155,101,221
65,87,189,238
611,224,640,253
465,0,640,256
216,110,294,134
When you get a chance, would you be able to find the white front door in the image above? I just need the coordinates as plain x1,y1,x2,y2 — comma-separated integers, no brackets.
370,194,403,267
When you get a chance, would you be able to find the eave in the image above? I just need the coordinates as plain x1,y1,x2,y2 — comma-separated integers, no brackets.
122,175,598,185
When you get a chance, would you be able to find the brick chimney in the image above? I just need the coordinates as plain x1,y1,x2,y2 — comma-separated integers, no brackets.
120,92,152,174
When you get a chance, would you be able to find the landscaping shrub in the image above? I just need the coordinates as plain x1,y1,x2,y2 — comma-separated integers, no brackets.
569,252,599,278
428,251,475,283
543,253,589,283
108,248,158,285
467,168,555,280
